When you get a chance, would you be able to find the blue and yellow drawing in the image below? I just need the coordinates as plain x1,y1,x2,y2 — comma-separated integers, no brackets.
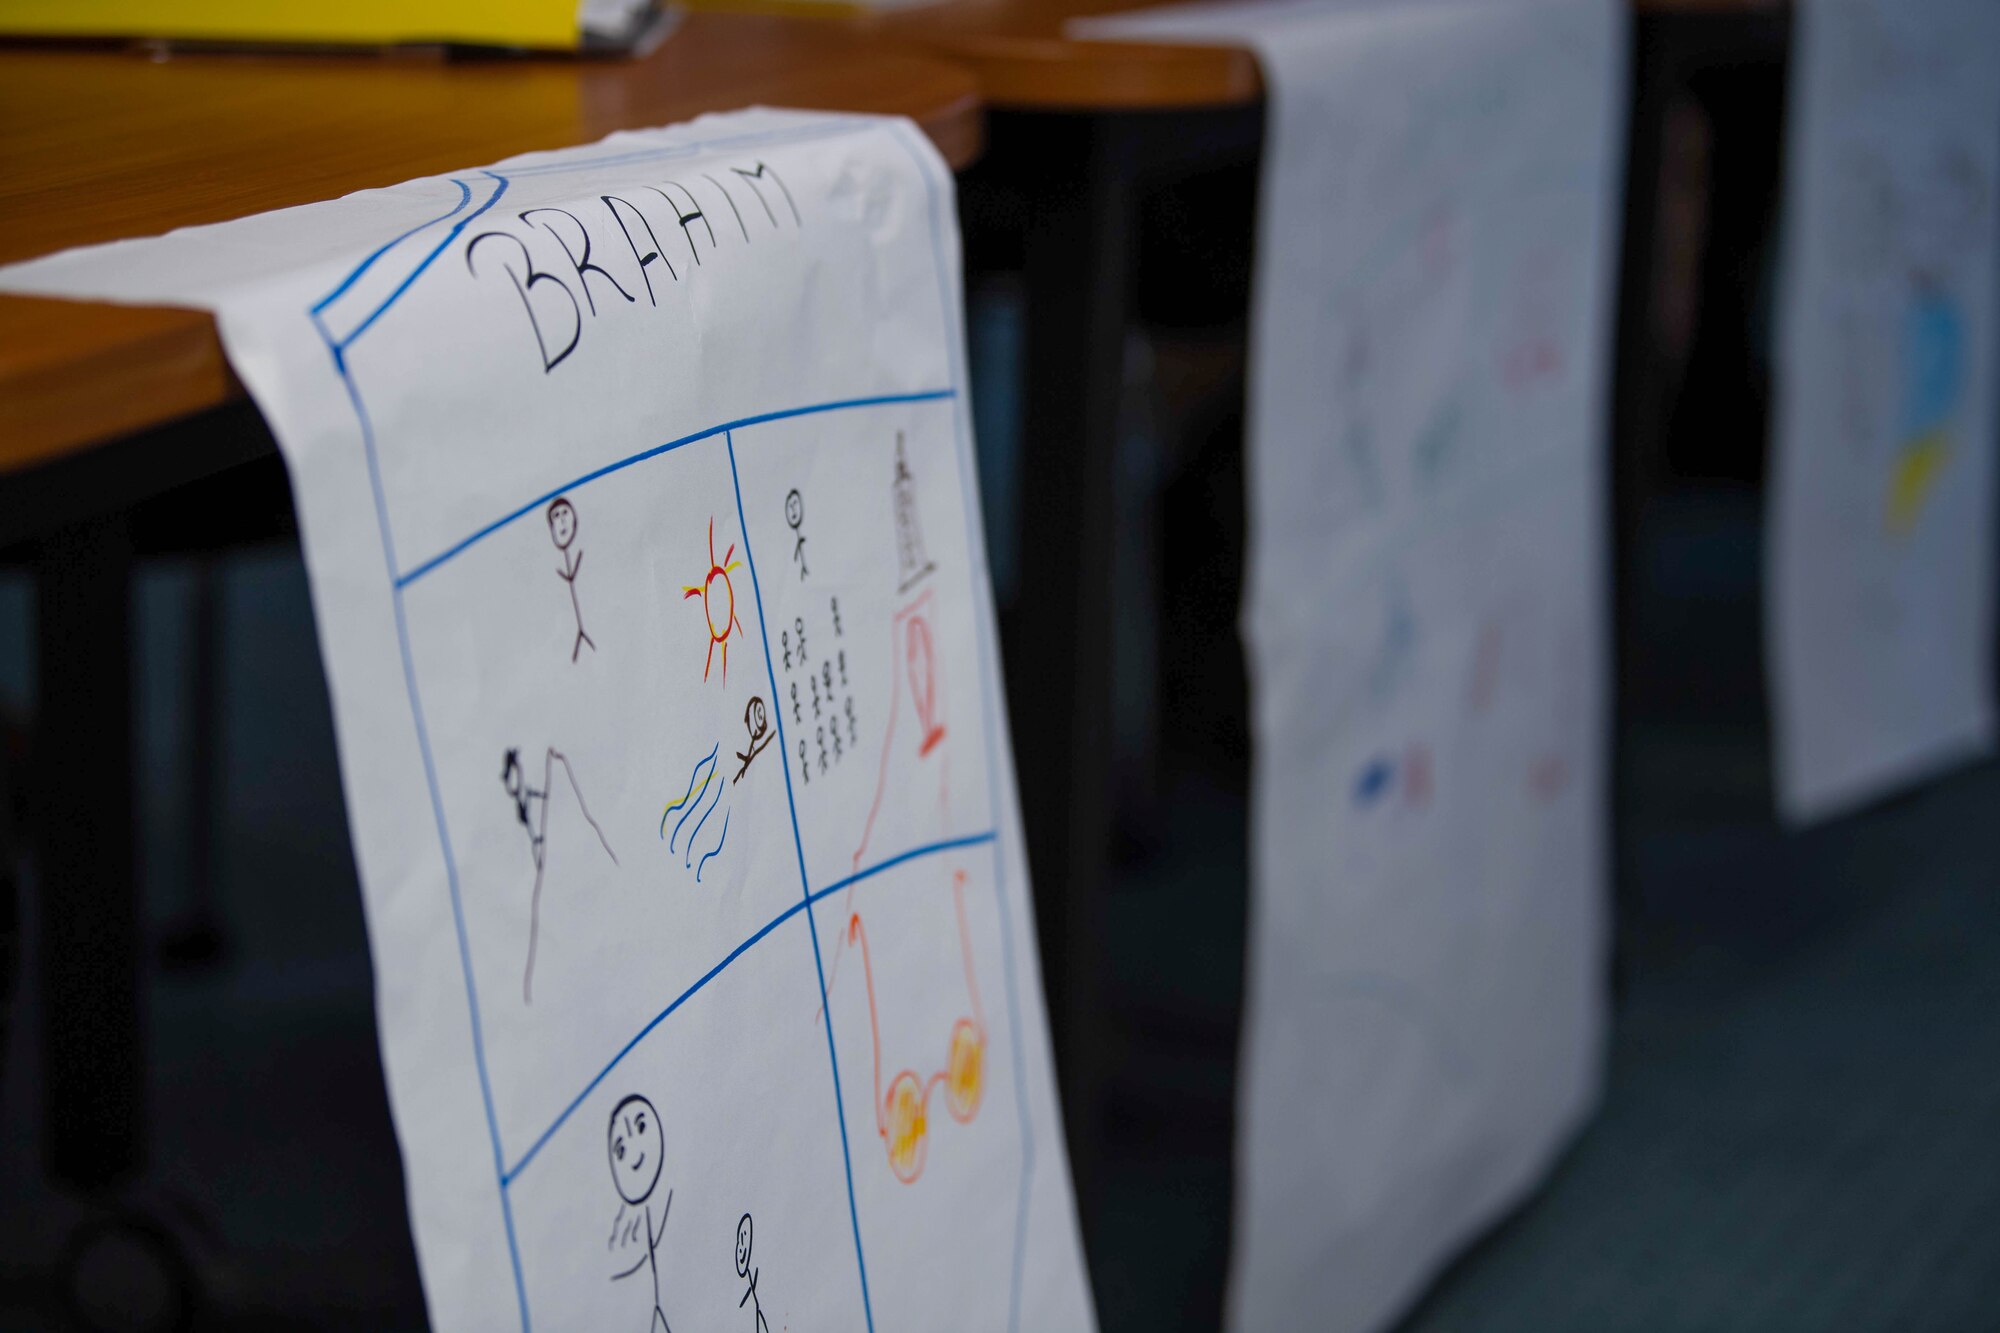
1886,284,1962,538
661,743,731,882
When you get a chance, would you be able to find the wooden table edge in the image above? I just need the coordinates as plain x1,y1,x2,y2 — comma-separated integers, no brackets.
923,31,1261,110
0,94,982,477
879,0,1788,113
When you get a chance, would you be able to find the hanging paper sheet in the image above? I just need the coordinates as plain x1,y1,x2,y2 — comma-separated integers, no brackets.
1075,3,1625,1329
0,108,1094,1333
1767,0,2000,824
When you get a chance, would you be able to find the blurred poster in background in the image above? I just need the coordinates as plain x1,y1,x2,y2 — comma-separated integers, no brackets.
1080,2,1626,1329
1768,0,2000,824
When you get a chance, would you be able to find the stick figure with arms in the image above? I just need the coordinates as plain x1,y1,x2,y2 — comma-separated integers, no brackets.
549,496,595,661
503,745,618,1003
735,695,773,782
785,489,807,578
735,1213,770,1333
608,1093,673,1332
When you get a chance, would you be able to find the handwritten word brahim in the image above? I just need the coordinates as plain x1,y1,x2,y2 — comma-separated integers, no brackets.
466,162,801,373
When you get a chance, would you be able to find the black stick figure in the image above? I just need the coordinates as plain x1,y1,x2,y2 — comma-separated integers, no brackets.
607,1093,673,1332
785,488,808,579
503,746,618,1003
735,696,773,782
549,496,595,662
735,1213,770,1333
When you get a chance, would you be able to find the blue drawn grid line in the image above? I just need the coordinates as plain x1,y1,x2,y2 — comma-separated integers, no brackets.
311,178,471,322
810,830,1002,904
353,378,969,1329
314,173,510,358
502,829,997,1185
728,427,877,1331
309,168,531,1330
888,117,1040,1332
394,390,953,588
318,113,1025,1333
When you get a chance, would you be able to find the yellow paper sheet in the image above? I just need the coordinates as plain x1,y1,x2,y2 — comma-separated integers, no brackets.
0,0,578,50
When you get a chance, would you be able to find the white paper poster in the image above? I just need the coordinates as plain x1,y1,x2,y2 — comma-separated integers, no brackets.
1079,4,1625,1329
1768,0,2000,824
1,109,1093,1333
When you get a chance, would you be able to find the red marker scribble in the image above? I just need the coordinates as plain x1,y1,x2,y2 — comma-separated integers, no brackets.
1529,753,1570,800
1499,251,1566,390
907,613,946,758
1502,337,1563,389
853,590,949,871
843,870,986,1184
1403,742,1434,809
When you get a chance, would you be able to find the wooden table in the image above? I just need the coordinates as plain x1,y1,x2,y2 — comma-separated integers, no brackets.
672,0,1781,114
0,18,980,476
871,0,1259,109
0,26,982,1266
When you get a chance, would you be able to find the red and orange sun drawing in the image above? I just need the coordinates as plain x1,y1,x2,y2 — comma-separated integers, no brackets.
683,518,745,682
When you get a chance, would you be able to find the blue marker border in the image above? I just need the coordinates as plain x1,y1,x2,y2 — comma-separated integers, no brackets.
313,116,1035,1332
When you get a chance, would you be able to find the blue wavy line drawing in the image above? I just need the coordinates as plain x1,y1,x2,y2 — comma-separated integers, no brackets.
662,744,719,848
695,811,730,883
684,767,725,866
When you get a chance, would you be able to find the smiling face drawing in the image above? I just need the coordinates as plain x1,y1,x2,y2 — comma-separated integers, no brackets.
608,1094,664,1205
735,1213,753,1278
547,497,579,551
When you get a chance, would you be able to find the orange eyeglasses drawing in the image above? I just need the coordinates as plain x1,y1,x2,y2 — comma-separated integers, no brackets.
682,518,745,683
838,869,987,1184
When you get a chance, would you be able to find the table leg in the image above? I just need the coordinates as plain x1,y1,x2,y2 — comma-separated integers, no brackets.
0,730,18,1101
1004,125,1135,1229
1609,11,1791,962
160,559,227,968
1608,14,1677,970
33,512,142,1191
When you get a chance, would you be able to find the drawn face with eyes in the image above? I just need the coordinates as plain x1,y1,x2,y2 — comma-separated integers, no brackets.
607,1093,664,1206
784,489,803,530
735,1213,753,1278
547,498,579,551
745,696,768,741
